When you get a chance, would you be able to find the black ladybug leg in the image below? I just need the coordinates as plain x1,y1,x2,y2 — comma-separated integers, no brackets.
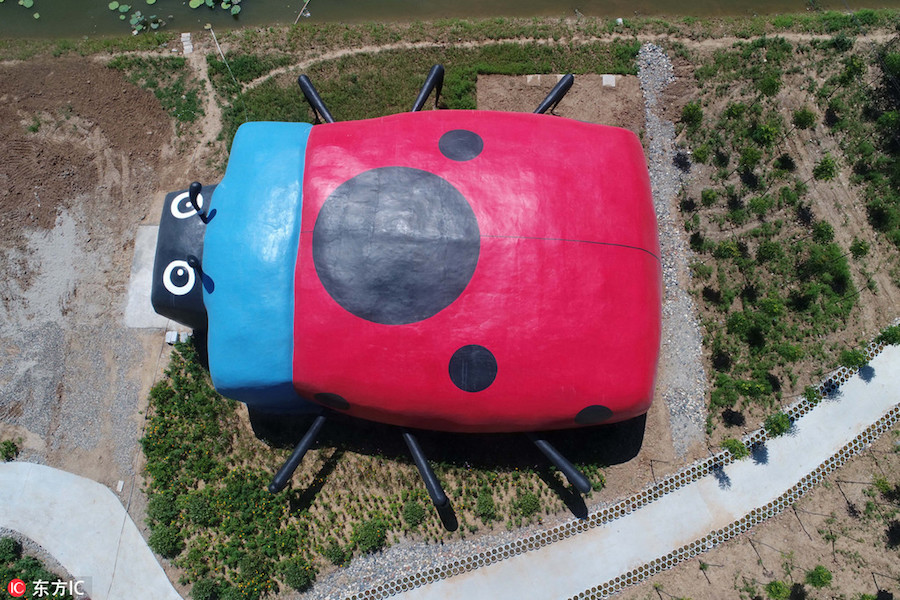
527,433,592,495
297,75,335,123
402,430,450,509
268,414,327,493
534,73,574,115
411,64,445,112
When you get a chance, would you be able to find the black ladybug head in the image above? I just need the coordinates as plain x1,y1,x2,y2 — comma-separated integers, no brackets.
151,185,216,330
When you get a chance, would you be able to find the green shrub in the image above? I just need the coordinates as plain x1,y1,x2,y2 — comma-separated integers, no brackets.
701,188,718,207
513,490,541,518
352,518,387,554
148,524,184,558
0,537,22,562
849,238,869,259
812,221,834,243
681,101,703,128
764,413,792,438
805,565,832,588
147,491,180,525
0,439,18,462
803,385,821,404
218,587,243,600
402,500,426,529
740,146,763,170
722,438,750,459
185,493,219,527
839,348,869,369
793,106,817,129
191,579,219,600
765,580,791,600
775,343,803,362
322,539,349,566
877,325,900,345
693,143,710,164
282,557,316,592
757,72,782,97
813,154,838,181
756,241,783,263
476,487,497,523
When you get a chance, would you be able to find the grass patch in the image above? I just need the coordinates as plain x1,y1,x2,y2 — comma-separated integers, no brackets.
107,55,203,134
209,40,639,146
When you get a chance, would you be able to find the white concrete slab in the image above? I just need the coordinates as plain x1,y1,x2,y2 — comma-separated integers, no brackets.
124,226,170,329
0,462,183,600
396,345,900,600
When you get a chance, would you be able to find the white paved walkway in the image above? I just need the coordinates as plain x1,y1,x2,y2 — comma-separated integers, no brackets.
0,462,182,600
395,344,900,600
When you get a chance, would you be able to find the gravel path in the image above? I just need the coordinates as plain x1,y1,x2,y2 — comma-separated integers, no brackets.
294,43,709,600
638,43,707,457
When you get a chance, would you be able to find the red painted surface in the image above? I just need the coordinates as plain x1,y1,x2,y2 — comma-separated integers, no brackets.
293,110,660,433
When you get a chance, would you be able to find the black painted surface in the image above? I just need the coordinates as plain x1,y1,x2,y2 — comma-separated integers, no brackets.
438,129,484,162
315,392,350,411
574,404,614,425
151,184,217,330
313,166,480,325
448,345,497,392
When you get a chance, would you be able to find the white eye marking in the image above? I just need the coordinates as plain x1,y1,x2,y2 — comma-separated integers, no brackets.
170,191,204,219
163,260,196,296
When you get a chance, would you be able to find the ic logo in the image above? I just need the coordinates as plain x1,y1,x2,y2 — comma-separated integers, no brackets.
7,578,26,597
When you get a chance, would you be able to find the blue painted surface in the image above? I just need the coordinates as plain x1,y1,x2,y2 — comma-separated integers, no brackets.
203,122,313,410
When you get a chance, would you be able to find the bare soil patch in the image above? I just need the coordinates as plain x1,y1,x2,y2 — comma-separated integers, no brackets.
477,73,644,135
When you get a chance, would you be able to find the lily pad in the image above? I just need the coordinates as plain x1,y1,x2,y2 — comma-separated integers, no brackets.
222,1,229,8
108,1,119,9
146,0,156,4
230,4,240,14
188,0,203,8
33,11,39,18
119,4,131,12
22,0,33,8
120,14,126,19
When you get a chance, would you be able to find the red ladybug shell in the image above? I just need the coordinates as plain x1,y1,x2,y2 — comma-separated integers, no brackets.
292,110,660,433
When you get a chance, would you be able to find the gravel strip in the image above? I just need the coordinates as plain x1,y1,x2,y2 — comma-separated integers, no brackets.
638,43,708,456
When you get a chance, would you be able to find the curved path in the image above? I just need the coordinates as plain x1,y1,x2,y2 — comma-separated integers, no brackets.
0,462,182,600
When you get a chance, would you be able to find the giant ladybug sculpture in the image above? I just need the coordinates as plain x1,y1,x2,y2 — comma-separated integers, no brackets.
151,65,661,512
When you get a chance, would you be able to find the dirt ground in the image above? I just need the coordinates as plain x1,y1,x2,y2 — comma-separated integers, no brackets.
0,57,176,492
477,73,644,135
0,37,897,600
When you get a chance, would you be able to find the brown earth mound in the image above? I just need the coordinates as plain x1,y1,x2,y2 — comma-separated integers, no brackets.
0,58,169,243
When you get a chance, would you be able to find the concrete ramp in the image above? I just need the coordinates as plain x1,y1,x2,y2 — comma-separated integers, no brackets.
0,462,183,600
